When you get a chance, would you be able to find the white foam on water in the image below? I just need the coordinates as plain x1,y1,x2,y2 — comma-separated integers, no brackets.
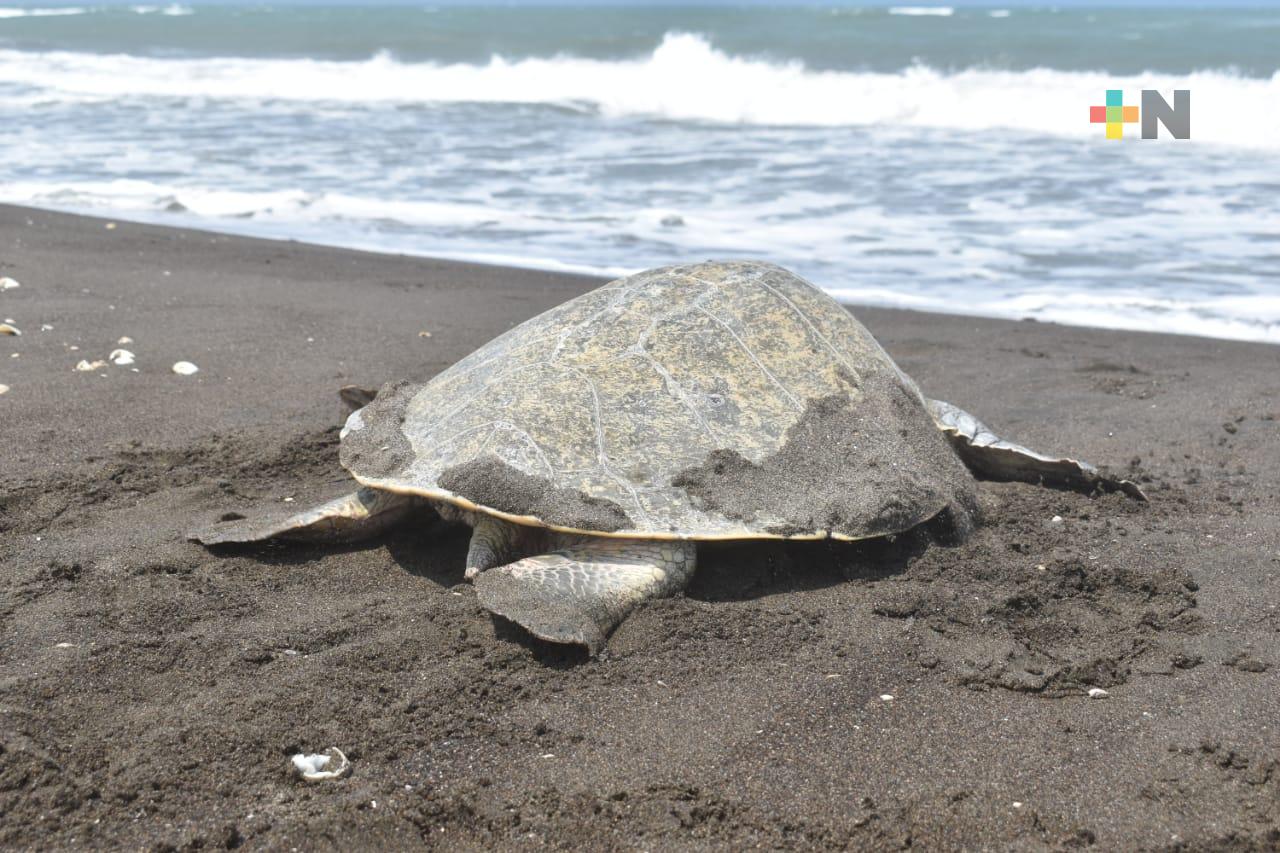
7,173,1276,344
0,6,87,17
129,5,193,15
888,7,955,16
827,286,1280,344
0,34,1275,148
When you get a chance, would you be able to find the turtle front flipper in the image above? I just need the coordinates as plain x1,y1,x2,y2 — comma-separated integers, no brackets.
475,538,696,655
464,515,547,580
928,399,1146,500
191,488,424,546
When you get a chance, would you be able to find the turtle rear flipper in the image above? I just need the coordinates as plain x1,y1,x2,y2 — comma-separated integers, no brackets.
475,539,696,655
928,399,1146,500
191,488,423,546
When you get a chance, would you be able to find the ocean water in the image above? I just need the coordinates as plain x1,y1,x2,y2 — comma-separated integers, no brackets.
3,4,1279,342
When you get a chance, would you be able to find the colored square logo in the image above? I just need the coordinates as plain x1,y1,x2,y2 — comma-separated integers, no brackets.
1091,88,1191,140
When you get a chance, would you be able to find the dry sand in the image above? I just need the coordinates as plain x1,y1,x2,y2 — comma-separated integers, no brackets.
1,204,1278,850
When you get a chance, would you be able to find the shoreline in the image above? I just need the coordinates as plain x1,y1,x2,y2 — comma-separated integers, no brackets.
2,202,1278,849
7,201,1276,348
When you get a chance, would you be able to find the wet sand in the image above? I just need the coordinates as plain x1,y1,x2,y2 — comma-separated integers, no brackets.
2,204,1278,850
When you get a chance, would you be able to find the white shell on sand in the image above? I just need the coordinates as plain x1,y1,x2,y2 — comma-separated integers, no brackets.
75,359,107,372
1087,687,1110,699
291,747,350,781
109,349,136,366
0,384,9,395
0,323,20,336
117,336,134,345
0,277,19,291
172,361,199,375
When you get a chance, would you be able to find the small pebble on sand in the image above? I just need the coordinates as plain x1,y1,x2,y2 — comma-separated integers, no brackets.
880,694,894,702
1088,687,1109,699
41,324,53,332
0,323,20,336
109,349,136,366
117,336,134,345
419,330,432,337
1050,515,1064,524
75,359,107,372
0,384,9,396
0,277,19,290
172,361,199,375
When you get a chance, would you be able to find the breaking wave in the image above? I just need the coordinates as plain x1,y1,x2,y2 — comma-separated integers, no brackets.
0,33,1275,147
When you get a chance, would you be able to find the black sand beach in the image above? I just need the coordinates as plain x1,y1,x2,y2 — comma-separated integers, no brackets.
2,204,1278,850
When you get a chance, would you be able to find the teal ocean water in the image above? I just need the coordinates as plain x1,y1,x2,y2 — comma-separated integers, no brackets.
3,4,1279,340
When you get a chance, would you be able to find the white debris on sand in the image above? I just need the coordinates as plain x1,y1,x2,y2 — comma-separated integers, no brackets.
0,384,9,396
0,323,20,336
75,359,107,372
109,349,136,366
0,277,19,291
172,361,199,375
291,747,350,781
879,694,895,702
117,336,134,345
1050,515,1064,524
1088,687,1110,699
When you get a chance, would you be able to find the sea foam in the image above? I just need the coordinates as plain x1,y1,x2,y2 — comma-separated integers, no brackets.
0,6,87,17
0,34,1275,148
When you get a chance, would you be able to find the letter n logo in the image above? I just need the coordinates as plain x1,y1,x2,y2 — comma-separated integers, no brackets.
1141,90,1190,139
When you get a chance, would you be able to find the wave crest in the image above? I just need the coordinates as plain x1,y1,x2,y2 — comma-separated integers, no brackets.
0,32,1275,146
0,6,87,18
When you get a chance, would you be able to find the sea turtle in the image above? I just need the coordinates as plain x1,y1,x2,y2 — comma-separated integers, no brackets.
194,261,1142,653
